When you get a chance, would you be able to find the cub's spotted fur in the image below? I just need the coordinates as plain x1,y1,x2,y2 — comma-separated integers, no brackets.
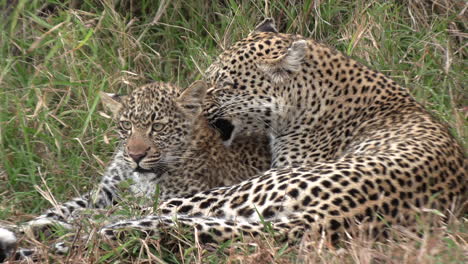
0,81,270,261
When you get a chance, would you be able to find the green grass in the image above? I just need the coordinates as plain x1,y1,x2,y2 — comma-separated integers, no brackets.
0,0,466,263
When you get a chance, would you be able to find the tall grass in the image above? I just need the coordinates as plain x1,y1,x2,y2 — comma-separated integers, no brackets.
0,0,466,263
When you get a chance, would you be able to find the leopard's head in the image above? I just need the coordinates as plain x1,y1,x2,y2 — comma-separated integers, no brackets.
100,81,207,172
203,18,308,143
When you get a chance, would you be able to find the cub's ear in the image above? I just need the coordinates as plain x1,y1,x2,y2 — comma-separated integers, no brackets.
258,39,307,83
100,91,124,119
254,18,278,33
177,80,208,117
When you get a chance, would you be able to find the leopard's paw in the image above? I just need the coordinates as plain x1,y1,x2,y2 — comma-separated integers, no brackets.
0,227,17,262
20,217,73,239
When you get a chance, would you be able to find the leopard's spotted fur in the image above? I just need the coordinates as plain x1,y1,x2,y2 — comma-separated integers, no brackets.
2,19,466,261
100,19,466,245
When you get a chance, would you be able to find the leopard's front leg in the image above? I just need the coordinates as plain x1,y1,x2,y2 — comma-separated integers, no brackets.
0,148,136,262
33,148,133,223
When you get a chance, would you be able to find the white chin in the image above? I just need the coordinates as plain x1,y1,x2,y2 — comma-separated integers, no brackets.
126,160,138,169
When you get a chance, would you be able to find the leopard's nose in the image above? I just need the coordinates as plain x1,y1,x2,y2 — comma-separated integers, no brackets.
128,147,150,163
129,152,146,163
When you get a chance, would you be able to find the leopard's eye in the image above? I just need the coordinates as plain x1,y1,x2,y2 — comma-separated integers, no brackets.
120,121,132,130
152,123,166,132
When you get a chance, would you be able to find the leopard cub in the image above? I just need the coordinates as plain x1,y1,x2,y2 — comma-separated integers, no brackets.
0,81,270,262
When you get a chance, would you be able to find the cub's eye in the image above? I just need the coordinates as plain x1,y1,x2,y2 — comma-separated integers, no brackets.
152,123,166,132
120,121,132,130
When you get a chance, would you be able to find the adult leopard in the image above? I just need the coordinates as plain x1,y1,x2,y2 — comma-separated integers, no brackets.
99,19,466,245
0,81,270,262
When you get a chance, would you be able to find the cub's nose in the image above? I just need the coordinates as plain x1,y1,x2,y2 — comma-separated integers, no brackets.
129,152,146,163
127,147,150,163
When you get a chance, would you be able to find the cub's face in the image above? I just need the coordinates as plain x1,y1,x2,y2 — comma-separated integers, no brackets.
101,81,207,172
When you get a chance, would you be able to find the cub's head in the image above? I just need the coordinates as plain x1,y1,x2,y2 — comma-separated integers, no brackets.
100,81,207,172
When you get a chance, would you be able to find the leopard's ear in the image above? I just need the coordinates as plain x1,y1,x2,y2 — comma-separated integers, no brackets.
254,18,278,33
100,91,125,119
177,80,208,117
258,39,307,83
213,75,234,90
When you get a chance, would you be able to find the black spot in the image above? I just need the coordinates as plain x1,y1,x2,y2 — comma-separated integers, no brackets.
355,214,364,222
252,194,261,203
302,195,312,206
103,187,114,203
277,183,288,190
200,198,216,209
254,185,262,193
304,214,315,223
382,203,390,215
139,221,153,227
348,188,360,197
332,198,343,206
331,174,342,181
345,197,357,208
238,207,254,218
178,205,193,214
358,197,367,204
331,188,341,193
311,186,321,197
262,206,276,218
329,210,340,216
299,181,308,189
321,193,330,200
288,189,299,198
46,212,57,218
199,233,216,244
365,207,373,218
340,180,350,187
161,209,171,214
321,180,332,188
190,196,205,203
415,198,421,207
168,200,183,207
329,219,341,230
209,228,223,237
